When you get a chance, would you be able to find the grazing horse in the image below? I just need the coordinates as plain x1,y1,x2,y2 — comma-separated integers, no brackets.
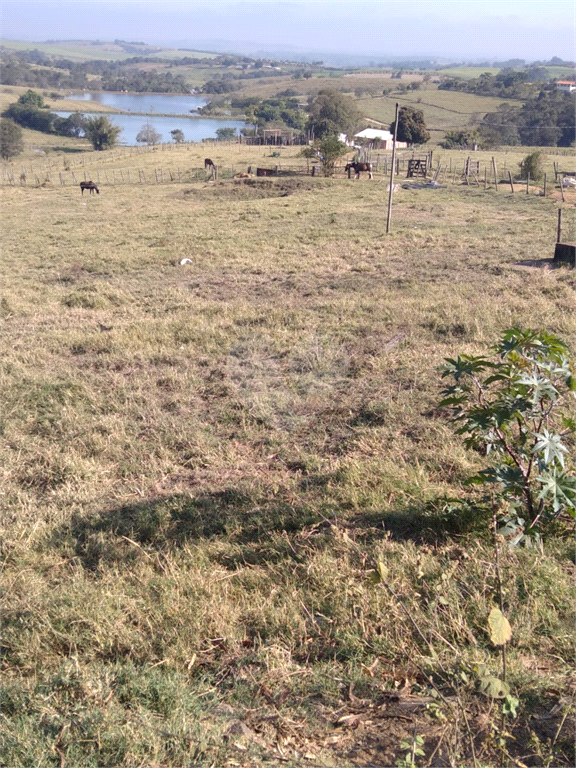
80,181,99,195
204,158,215,170
345,162,373,180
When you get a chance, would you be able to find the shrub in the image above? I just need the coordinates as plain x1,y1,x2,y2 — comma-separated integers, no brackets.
440,328,575,547
0,118,24,159
519,150,545,181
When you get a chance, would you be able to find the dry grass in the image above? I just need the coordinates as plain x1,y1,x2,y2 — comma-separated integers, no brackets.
1,138,575,767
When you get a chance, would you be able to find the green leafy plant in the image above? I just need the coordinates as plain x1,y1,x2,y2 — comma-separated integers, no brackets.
395,733,425,768
440,328,575,546
519,150,545,181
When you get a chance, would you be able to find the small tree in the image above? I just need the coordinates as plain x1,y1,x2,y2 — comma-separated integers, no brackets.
440,328,575,546
302,134,348,176
0,118,24,160
170,129,185,143
215,126,237,141
136,123,162,146
440,130,480,149
519,150,545,181
17,89,46,108
84,116,122,151
390,106,430,145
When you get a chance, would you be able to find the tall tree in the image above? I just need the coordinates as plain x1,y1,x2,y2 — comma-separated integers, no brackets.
390,106,430,145
84,116,122,151
307,88,360,139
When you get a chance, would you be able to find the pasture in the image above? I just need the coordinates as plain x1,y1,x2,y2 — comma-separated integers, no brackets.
0,39,219,63
1,139,575,768
358,89,525,134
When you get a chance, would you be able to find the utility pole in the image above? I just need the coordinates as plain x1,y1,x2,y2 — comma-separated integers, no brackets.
386,102,400,234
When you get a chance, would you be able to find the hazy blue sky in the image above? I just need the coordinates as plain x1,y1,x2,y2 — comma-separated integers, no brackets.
1,0,574,60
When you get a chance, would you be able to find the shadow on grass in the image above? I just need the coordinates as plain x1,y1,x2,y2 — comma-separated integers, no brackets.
53,479,488,570
55,488,322,569
51,146,88,154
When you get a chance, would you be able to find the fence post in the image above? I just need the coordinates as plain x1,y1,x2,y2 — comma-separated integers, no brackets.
557,208,562,243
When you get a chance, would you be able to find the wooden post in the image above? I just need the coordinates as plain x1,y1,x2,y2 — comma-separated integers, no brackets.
508,171,515,193
386,102,399,235
484,167,488,189
557,208,562,243
492,157,498,190
543,173,547,197
560,175,565,202
526,173,529,195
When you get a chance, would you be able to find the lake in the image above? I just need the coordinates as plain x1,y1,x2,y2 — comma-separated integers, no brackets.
57,91,245,145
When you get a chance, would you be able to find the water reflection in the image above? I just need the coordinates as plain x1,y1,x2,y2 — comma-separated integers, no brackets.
67,91,208,114
55,111,245,146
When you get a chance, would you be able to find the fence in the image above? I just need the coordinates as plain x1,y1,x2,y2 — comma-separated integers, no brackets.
1,143,572,197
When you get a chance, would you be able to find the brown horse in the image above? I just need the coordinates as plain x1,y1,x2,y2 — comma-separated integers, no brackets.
80,181,99,195
345,162,373,180
204,158,215,169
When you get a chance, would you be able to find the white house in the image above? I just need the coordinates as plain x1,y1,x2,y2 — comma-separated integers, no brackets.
354,128,408,149
556,80,576,92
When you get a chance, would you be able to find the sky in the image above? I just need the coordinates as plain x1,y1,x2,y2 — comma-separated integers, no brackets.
1,0,574,61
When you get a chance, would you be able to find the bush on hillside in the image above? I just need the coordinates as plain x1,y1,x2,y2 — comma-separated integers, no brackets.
0,118,24,159
519,151,545,181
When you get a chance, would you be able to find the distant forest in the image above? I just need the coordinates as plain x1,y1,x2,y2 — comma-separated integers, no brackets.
0,48,195,92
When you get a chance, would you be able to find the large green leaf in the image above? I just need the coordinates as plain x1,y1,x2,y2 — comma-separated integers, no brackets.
533,429,569,468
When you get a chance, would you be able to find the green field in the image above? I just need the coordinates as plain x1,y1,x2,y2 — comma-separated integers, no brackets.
358,88,525,133
0,39,218,62
437,65,576,80
1,133,575,767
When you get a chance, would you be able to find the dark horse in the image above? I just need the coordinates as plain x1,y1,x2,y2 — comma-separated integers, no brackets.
345,162,373,180
204,158,216,169
80,181,99,195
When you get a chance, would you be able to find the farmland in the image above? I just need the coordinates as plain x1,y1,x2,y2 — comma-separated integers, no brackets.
1,132,575,767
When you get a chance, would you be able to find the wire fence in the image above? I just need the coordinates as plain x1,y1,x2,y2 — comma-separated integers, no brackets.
1,141,573,195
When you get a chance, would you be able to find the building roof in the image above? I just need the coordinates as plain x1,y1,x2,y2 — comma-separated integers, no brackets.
557,80,576,85
354,128,393,141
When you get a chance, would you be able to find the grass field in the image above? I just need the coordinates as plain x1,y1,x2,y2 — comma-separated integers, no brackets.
1,136,575,768
357,89,525,133
436,66,576,80
0,39,219,62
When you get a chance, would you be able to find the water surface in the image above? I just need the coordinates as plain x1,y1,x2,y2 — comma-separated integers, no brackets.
56,111,245,146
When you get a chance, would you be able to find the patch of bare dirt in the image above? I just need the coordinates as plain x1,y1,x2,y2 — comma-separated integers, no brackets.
181,177,320,200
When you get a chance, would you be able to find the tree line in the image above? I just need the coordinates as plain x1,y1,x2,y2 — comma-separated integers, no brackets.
0,49,190,93
438,67,563,100
438,83,574,150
